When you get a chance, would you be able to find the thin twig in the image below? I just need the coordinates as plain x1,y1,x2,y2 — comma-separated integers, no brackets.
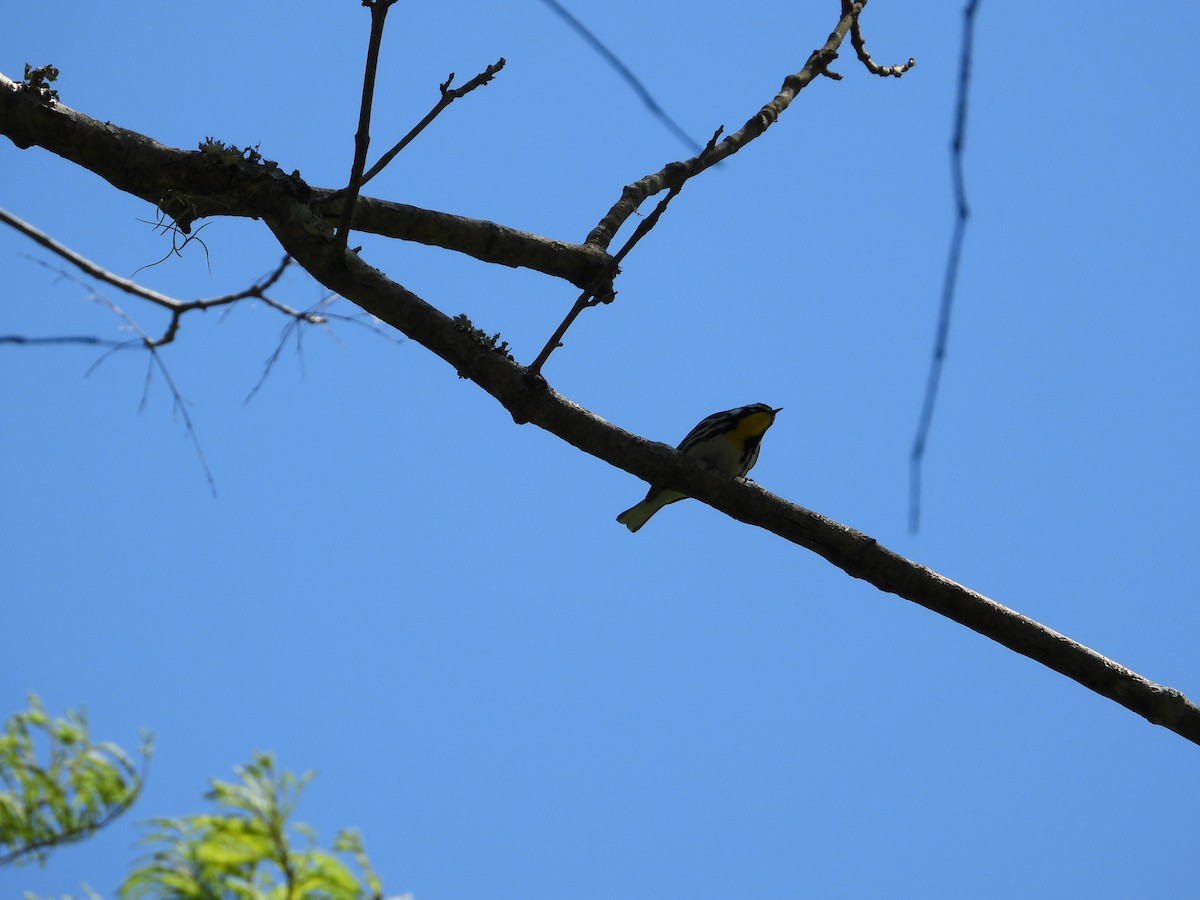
2,206,180,308
2,208,322,345
0,334,126,347
909,0,979,533
146,339,217,496
83,340,143,377
536,0,702,154
16,262,220,495
144,255,304,348
2,206,370,485
244,294,401,403
586,2,882,250
528,129,724,376
531,2,915,372
245,313,309,404
333,0,399,259
323,309,403,342
6,240,319,495
358,59,506,189
848,0,917,78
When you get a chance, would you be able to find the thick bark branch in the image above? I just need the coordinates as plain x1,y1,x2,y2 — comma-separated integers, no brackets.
312,191,608,288
261,194,1200,746
0,72,610,289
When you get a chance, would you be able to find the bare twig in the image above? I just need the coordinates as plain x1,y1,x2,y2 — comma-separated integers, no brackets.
909,0,979,533
848,0,917,77
529,3,914,372
1,215,325,496
322,309,403,342
2,208,385,491
1,208,324,346
2,206,182,308
0,334,125,347
358,59,506,189
586,1,891,250
145,344,217,496
15,261,219,495
143,255,308,349
245,316,306,404
527,129,724,376
244,294,402,403
333,0,399,259
83,340,143,377
244,294,331,403
536,0,702,154
532,2,914,371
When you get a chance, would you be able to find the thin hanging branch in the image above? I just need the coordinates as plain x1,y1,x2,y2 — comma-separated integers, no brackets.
909,0,980,532
536,0,703,154
7,260,220,495
0,209,337,497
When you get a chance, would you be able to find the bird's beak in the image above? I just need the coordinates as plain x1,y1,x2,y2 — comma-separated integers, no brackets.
773,407,784,414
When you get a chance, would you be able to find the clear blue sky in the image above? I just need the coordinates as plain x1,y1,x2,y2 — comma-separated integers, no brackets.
3,1,1199,897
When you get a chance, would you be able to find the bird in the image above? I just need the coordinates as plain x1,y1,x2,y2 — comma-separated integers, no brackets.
616,403,783,533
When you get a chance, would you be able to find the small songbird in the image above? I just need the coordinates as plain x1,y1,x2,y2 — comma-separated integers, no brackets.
616,403,783,533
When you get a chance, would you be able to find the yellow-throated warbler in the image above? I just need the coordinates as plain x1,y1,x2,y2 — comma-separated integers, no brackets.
616,403,782,532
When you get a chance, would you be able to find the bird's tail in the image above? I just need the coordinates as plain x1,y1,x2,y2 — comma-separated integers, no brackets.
616,489,685,533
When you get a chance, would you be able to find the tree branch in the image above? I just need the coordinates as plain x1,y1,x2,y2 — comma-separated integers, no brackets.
261,191,1200,747
0,70,613,288
1,206,183,309
0,208,319,347
358,58,506,190
313,191,611,287
527,127,724,375
585,1,873,250
333,0,400,258
910,0,979,532
0,334,125,347
848,0,917,78
536,0,702,154
2,8,1194,748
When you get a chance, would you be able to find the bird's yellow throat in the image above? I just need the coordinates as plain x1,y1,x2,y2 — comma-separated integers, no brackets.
735,411,774,440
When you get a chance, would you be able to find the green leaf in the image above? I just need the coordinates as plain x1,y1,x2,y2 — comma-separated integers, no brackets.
120,754,402,900
0,695,152,867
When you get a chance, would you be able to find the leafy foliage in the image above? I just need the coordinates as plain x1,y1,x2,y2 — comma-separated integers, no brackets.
119,752,406,900
0,695,151,867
